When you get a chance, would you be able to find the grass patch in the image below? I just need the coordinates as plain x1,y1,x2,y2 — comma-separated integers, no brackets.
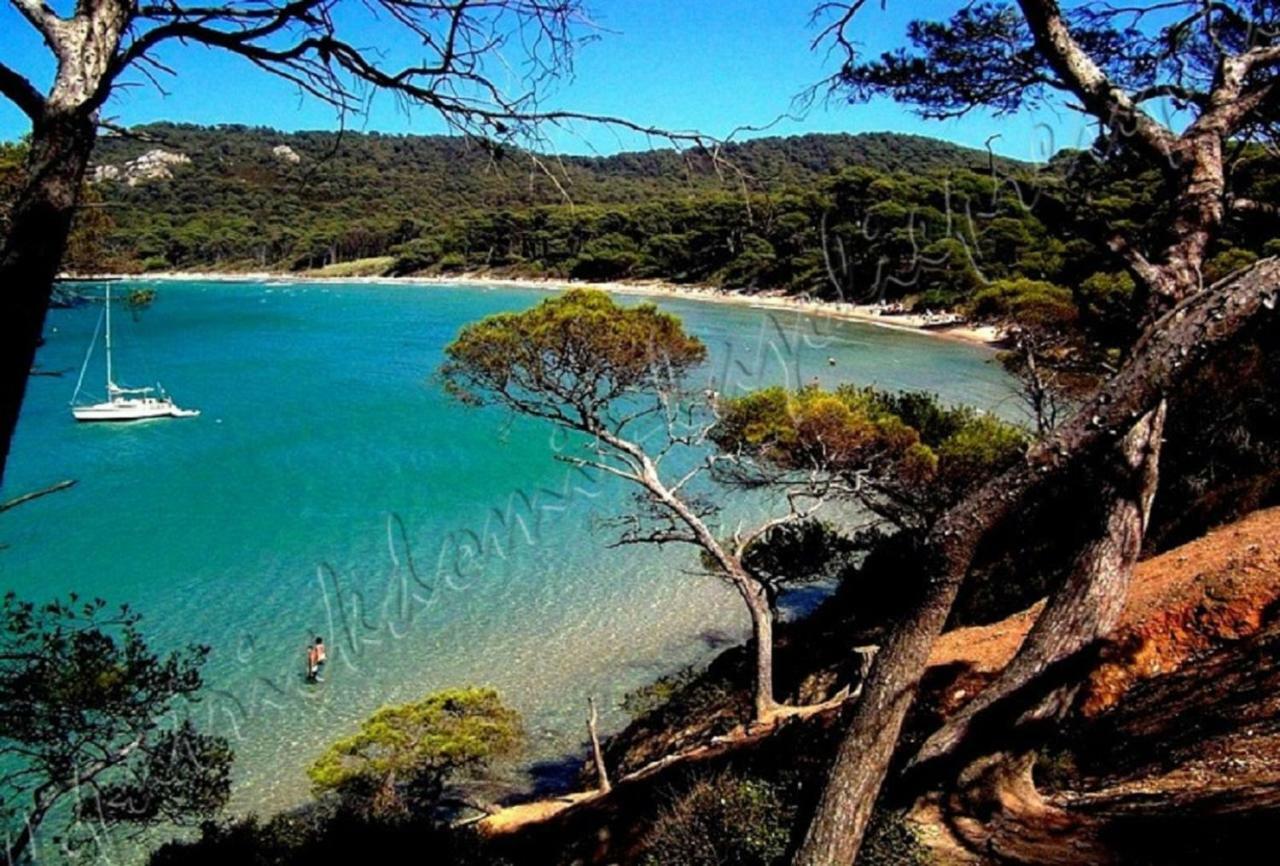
304,256,396,278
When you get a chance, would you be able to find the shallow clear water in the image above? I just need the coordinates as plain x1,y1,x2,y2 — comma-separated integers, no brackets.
2,280,1019,822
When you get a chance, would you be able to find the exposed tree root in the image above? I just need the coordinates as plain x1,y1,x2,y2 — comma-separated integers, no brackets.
942,752,1114,865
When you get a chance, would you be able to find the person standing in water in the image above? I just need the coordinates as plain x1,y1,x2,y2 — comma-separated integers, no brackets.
306,636,327,683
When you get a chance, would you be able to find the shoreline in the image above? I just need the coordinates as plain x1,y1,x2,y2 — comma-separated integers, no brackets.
62,271,1008,348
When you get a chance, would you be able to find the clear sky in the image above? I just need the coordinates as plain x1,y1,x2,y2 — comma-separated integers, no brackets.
0,1,1095,160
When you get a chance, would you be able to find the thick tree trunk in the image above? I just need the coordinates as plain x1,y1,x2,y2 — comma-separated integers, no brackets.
0,108,97,485
745,583,777,722
793,260,1279,866
909,402,1167,771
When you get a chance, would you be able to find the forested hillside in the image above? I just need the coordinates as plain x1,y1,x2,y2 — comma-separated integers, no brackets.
26,122,1280,339
66,125,1022,276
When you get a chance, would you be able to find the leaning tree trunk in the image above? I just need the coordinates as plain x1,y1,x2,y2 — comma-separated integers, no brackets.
793,260,1279,866
744,581,777,722
0,106,97,485
908,402,1167,772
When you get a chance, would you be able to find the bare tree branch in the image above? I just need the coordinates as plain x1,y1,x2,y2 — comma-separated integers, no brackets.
9,0,64,47
0,60,45,121
1015,0,1179,166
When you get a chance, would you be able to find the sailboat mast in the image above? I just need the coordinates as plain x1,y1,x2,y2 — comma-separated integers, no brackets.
104,282,113,391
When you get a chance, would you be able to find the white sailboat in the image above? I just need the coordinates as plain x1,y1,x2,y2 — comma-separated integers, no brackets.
70,284,200,422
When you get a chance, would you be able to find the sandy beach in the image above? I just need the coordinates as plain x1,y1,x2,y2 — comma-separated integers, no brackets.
63,271,1008,347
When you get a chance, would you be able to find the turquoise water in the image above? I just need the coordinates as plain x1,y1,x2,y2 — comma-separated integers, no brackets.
2,280,1018,821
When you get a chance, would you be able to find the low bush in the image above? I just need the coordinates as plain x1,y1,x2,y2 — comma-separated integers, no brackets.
640,774,794,866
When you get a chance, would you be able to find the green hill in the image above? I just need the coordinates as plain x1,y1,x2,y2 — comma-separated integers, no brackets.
90,124,1021,218
81,123,1038,286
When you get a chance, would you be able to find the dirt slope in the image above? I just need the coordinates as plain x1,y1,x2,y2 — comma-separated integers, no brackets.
927,505,1280,717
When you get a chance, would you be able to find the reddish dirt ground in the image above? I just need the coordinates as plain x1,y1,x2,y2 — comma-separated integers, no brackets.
928,505,1280,716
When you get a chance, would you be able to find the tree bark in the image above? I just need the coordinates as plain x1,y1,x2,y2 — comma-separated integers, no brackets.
941,618,1280,864
624,445,780,723
744,581,777,722
943,749,1115,866
0,106,97,486
793,259,1278,866
587,697,611,794
909,402,1167,771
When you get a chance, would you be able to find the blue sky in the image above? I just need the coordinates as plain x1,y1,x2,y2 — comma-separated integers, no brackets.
0,1,1095,159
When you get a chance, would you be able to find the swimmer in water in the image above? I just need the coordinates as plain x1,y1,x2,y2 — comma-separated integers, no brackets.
306,636,327,683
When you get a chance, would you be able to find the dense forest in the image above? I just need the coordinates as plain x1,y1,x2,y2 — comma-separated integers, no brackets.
27,122,1275,342
70,124,1014,275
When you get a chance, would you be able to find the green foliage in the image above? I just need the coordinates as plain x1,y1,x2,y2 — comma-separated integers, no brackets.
70,125,1065,304
968,277,1078,328
0,593,231,859
710,385,922,472
1203,247,1259,284
857,808,930,866
935,413,1029,491
2,140,119,270
620,663,706,718
307,687,520,819
1078,270,1134,318
640,774,794,866
22,123,1280,352
442,288,706,418
741,519,858,592
713,385,1025,485
149,801,507,866
0,139,27,238
713,386,1029,524
389,237,443,275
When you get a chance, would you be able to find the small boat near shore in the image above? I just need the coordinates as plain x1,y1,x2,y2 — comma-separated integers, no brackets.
69,284,200,422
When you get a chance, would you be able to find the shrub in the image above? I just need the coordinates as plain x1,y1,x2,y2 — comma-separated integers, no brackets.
621,663,705,718
640,774,793,866
935,413,1029,491
740,519,858,593
389,238,442,275
438,252,468,272
713,386,1028,511
308,687,521,819
1078,270,1136,340
1203,247,1259,284
858,808,930,866
149,806,508,866
968,277,1078,328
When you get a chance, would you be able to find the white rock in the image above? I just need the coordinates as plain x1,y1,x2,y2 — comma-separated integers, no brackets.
91,148,191,186
272,144,302,164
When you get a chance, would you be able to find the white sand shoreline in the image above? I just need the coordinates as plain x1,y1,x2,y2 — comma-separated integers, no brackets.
61,271,1008,348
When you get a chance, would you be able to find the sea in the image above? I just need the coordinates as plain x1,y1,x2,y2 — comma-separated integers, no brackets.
2,278,1018,841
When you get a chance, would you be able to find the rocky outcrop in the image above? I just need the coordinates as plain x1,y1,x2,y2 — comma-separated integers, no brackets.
272,144,302,164
91,148,191,186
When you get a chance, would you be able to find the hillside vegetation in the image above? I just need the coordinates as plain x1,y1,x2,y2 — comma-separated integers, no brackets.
54,125,1279,338
80,125,1013,275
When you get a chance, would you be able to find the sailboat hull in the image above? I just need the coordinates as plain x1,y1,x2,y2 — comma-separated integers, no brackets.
70,283,200,423
72,398,200,422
